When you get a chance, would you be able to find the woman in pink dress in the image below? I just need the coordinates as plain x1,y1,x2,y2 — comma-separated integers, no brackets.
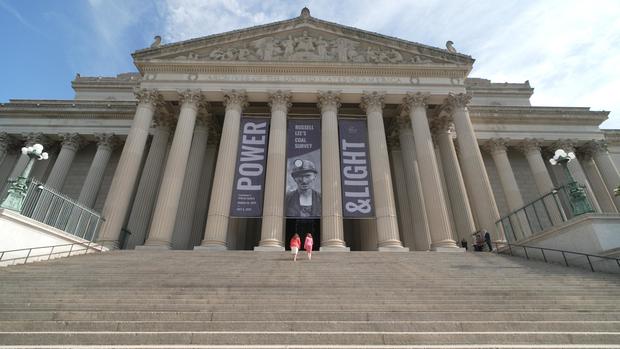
304,233,314,260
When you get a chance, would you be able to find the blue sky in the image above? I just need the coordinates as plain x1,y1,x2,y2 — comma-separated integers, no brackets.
1,0,619,128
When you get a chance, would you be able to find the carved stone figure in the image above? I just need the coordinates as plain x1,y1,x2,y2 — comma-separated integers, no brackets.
316,36,328,59
282,35,295,58
295,31,315,52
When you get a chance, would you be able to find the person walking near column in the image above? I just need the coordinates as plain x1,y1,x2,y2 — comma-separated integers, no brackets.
290,233,301,262
304,233,314,260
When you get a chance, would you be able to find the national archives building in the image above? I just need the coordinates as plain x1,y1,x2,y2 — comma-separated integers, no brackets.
1,8,619,252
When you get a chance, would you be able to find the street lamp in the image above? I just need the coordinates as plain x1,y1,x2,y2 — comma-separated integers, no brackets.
549,149,593,216
1,144,49,212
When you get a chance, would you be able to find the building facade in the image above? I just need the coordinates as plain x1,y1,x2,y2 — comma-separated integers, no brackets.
1,9,619,252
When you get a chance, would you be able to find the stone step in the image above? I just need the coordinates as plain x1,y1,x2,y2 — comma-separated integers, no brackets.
1,331,619,346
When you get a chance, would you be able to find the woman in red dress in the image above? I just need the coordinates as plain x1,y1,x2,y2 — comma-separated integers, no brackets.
290,233,301,261
304,233,314,260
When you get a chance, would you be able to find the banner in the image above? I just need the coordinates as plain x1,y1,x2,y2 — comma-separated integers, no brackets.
229,117,270,217
339,118,374,218
285,119,321,218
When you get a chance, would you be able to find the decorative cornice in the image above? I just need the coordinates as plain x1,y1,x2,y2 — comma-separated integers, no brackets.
317,90,341,112
59,133,82,151
360,92,385,113
268,90,292,113
483,138,509,155
446,92,472,109
223,90,249,111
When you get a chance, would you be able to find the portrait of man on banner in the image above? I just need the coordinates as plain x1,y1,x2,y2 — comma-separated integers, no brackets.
285,158,321,217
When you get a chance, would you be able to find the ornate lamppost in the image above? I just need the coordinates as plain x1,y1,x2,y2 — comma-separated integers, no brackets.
1,144,48,212
548,149,593,216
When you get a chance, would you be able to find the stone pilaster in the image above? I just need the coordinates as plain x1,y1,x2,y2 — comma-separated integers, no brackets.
98,88,163,249
396,113,431,250
77,134,116,208
431,113,477,245
588,140,620,210
317,91,348,251
200,90,248,250
484,138,530,240
172,107,211,250
446,93,504,242
145,89,205,249
257,90,291,251
45,133,81,190
517,139,566,223
403,93,457,250
361,92,406,251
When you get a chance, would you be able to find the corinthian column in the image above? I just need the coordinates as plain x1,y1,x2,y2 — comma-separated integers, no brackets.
200,90,248,250
317,91,348,251
98,88,163,249
403,93,458,250
77,134,116,208
386,134,416,249
589,140,620,209
446,93,503,241
578,145,618,213
172,108,211,250
46,133,81,190
432,114,476,245
484,138,531,240
396,113,431,250
144,89,205,249
518,139,566,223
361,92,406,251
256,90,291,251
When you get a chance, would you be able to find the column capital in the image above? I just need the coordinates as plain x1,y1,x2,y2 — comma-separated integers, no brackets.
22,132,48,148
317,90,341,112
94,133,118,151
551,138,578,153
178,89,206,109
153,108,175,129
429,113,454,135
195,110,213,130
396,111,412,129
134,88,164,108
223,89,249,112
402,92,429,112
446,92,472,109
0,132,9,152
58,133,82,152
360,91,385,113
517,138,543,156
483,137,509,155
268,90,292,113
386,119,401,150
579,140,608,160
207,118,222,146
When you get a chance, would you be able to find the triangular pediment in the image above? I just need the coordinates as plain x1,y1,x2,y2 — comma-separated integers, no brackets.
133,11,473,67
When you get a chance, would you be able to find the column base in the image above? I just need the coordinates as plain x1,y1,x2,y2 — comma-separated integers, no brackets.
378,246,410,252
254,245,285,251
320,246,350,252
432,246,465,252
135,244,171,250
194,245,228,251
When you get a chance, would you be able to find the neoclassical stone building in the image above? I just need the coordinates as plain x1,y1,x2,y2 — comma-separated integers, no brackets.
1,8,619,252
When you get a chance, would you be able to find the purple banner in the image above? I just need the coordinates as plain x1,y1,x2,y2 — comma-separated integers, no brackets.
339,118,374,218
285,119,321,218
230,117,270,217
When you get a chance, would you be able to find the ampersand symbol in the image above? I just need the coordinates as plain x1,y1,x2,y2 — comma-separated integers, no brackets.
346,199,371,213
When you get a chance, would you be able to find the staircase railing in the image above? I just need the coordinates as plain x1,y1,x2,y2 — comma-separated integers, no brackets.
495,241,620,274
0,241,104,267
1,178,104,241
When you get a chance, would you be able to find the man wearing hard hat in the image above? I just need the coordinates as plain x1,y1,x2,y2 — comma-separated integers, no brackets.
285,159,321,217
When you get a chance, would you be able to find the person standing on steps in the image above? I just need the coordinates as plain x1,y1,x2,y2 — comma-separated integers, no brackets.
304,233,314,260
483,230,493,252
290,233,301,262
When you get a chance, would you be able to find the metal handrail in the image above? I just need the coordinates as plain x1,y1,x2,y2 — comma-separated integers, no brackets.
495,241,620,273
0,241,104,266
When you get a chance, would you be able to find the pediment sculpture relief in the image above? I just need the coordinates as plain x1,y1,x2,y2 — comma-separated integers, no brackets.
171,30,447,64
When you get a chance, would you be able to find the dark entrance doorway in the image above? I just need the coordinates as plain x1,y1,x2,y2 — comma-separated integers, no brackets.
285,218,320,251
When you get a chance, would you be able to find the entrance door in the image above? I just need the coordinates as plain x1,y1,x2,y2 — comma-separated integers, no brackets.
285,218,320,251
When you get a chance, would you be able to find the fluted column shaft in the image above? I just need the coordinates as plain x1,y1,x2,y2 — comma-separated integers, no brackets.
318,91,347,250
46,133,81,190
200,91,248,249
554,140,602,213
124,123,171,249
98,89,162,248
361,92,405,250
437,129,476,243
388,148,416,249
398,125,431,250
404,93,457,249
447,93,503,241
172,115,210,250
257,91,290,251
519,140,565,224
190,145,218,247
580,155,618,213
0,132,8,167
77,134,115,208
591,142,620,209
145,90,203,248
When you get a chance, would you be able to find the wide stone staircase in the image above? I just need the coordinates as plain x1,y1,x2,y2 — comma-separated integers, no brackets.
0,250,619,348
